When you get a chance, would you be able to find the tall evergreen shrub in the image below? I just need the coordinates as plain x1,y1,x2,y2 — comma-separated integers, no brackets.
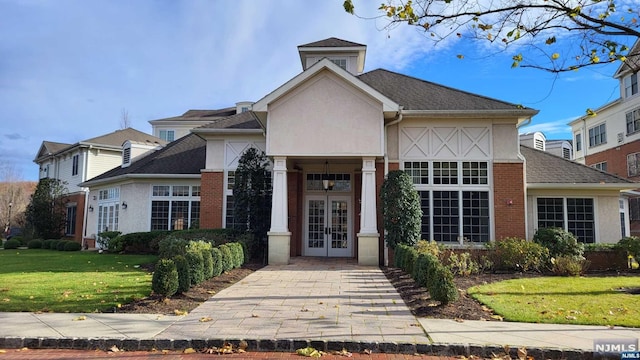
380,170,422,249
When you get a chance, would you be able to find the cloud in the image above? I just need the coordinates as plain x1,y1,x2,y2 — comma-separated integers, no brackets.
4,133,27,141
519,118,576,138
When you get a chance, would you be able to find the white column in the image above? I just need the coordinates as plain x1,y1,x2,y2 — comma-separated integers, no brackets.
267,156,291,264
357,157,379,266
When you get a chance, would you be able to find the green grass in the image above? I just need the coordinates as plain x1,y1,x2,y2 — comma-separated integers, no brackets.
0,249,157,312
468,276,640,327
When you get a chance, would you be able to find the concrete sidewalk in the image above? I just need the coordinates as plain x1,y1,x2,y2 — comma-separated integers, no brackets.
0,258,638,358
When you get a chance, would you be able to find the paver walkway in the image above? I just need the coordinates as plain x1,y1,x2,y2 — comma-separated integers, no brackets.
158,258,428,345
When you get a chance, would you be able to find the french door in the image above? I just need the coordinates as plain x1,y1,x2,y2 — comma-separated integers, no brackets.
304,195,352,257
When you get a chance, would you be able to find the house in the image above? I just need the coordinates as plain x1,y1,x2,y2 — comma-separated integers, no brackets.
569,39,640,236
520,132,573,160
81,38,635,265
34,128,165,243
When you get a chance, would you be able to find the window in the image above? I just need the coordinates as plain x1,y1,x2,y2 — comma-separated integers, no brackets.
330,58,347,70
536,197,595,243
98,188,119,200
418,191,430,240
305,173,351,191
159,130,175,142
630,197,640,221
625,73,638,98
462,162,488,185
592,162,607,172
404,162,429,184
97,203,119,233
150,185,201,230
627,108,640,135
627,153,640,177
575,133,582,152
65,205,77,236
433,191,460,242
588,123,606,147
462,191,490,242
72,154,79,176
433,162,458,185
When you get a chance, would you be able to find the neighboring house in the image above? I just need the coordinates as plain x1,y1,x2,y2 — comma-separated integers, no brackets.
149,103,252,142
34,128,165,243
569,39,640,236
81,38,635,265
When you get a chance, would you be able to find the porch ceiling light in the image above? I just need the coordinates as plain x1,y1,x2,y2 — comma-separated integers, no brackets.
322,161,335,192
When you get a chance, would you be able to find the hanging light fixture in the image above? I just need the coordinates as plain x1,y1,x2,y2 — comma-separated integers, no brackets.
322,161,334,191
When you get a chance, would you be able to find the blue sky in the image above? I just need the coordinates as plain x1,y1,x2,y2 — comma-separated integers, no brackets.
0,0,627,181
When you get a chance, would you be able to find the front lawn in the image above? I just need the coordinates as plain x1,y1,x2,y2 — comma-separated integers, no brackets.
0,249,156,312
468,276,640,327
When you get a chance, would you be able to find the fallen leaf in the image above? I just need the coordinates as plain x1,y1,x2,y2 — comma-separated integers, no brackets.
252,314,259,318
454,318,464,323
183,348,196,354
300,308,309,312
333,348,352,357
73,316,86,321
297,347,322,358
199,317,212,322
362,349,372,355
206,290,216,294
162,349,170,354
174,309,188,316
517,347,527,360
238,340,248,350
490,315,503,321
565,315,577,320
109,345,120,353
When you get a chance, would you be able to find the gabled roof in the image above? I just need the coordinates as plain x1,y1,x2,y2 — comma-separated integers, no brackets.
149,108,236,123
521,145,635,189
36,141,71,160
193,111,263,133
35,128,163,163
298,37,365,48
253,58,400,115
358,69,537,116
614,38,640,78
81,133,205,186
81,128,164,147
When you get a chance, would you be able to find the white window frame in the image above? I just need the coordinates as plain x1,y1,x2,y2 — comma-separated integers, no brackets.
150,184,201,230
535,197,597,243
588,123,607,148
159,129,175,142
592,161,607,172
71,154,79,176
575,133,582,152
628,152,640,177
625,73,638,98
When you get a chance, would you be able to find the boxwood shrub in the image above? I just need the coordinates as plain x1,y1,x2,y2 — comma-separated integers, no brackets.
57,240,70,251
27,239,43,249
152,259,179,298
3,239,20,249
211,248,223,277
185,249,205,285
173,255,191,294
64,241,82,251
218,244,233,272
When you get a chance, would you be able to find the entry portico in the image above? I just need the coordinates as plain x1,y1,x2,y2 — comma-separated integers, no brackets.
252,54,401,265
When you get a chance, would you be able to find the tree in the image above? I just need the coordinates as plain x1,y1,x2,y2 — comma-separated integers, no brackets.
120,108,131,129
0,160,34,235
344,0,640,73
232,148,272,247
380,170,422,249
25,178,68,239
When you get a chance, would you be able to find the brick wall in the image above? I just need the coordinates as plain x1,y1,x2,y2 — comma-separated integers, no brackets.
65,192,85,242
493,162,526,239
200,171,224,229
584,139,640,180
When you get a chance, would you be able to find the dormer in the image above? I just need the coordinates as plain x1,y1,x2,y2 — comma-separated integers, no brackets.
122,140,164,168
236,101,253,113
297,37,366,75
519,131,546,151
614,39,640,99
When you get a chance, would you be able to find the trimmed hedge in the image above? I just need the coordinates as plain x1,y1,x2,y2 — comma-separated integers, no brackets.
64,241,82,251
57,240,69,251
211,248,223,277
185,249,205,285
218,244,234,272
115,230,169,254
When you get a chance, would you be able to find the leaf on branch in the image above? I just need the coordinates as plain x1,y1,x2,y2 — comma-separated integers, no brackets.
586,108,597,117
343,0,354,14
478,24,493,31
457,54,464,59
551,53,560,60
545,36,556,45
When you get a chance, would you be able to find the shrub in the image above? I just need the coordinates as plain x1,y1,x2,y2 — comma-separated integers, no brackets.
403,246,418,275
380,170,422,248
97,231,122,251
486,237,549,272
445,252,483,276
49,240,60,251
218,244,234,272
158,236,189,259
533,227,584,259
64,241,82,251
429,263,459,304
413,253,437,288
415,240,443,258
117,230,168,254
211,248,223,277
3,239,20,249
226,242,243,268
617,236,640,259
57,240,69,251
152,259,179,298
27,239,43,249
551,256,590,276
394,244,407,269
187,241,214,280
11,236,26,246
173,255,191,294
185,249,205,285
42,239,54,249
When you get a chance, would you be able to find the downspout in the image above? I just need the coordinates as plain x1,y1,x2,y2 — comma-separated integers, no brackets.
382,106,404,266
516,116,533,240
81,146,91,249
